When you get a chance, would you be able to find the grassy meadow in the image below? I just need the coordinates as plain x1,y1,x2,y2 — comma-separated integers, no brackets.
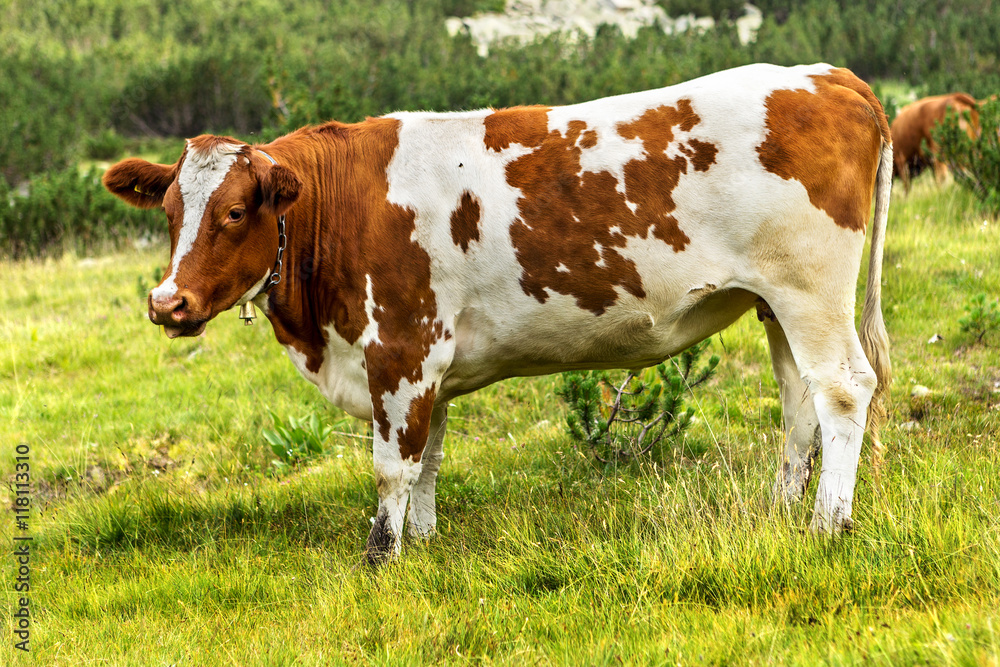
1,174,999,664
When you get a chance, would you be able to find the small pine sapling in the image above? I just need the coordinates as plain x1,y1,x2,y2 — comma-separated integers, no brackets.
557,339,720,462
959,293,1000,344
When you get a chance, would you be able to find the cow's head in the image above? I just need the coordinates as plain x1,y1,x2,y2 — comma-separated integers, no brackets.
103,135,301,337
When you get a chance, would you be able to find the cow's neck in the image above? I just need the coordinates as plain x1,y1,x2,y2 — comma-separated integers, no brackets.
254,119,402,374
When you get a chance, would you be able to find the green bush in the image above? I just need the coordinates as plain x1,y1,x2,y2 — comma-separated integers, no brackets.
658,0,745,20
85,129,126,161
0,167,162,259
750,0,1000,86
934,98,1000,216
0,50,94,185
262,412,345,473
111,44,275,137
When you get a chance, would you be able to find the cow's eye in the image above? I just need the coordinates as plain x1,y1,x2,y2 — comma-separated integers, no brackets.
227,208,246,224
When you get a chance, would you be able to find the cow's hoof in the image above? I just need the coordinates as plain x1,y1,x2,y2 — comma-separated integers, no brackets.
808,510,854,536
407,521,437,541
365,511,397,567
773,464,808,505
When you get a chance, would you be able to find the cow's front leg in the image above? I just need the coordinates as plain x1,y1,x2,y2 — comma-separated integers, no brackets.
367,434,423,565
364,342,449,565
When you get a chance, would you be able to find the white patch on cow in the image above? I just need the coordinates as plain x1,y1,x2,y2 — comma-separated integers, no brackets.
360,274,382,347
284,330,372,422
283,276,393,422
555,263,569,273
234,270,270,307
284,345,318,383
385,108,532,261
151,140,243,301
251,291,270,316
551,106,646,201
594,242,606,268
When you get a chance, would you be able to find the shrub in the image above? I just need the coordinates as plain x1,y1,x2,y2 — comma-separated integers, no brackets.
111,44,275,137
85,129,126,161
262,412,343,473
0,167,162,259
0,50,94,185
934,98,1000,216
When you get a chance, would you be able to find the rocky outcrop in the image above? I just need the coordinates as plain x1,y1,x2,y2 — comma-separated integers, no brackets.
446,1,762,57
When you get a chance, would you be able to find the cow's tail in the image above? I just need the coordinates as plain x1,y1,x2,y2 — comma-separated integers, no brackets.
859,140,893,465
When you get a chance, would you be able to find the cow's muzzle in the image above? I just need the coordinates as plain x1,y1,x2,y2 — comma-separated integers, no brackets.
148,292,207,338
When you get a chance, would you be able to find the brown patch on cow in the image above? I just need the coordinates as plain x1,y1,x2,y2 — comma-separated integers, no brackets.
757,69,887,232
829,384,858,417
326,120,446,451
687,139,718,172
617,100,716,250
396,386,437,462
483,106,551,152
503,100,717,315
450,191,482,252
252,119,447,461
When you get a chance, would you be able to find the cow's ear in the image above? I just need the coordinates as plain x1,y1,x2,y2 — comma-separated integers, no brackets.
259,164,301,217
102,158,176,209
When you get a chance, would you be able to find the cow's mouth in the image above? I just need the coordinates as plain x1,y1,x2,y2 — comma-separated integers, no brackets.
162,321,207,339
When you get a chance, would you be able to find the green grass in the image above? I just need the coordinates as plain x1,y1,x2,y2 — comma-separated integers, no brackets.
2,173,999,665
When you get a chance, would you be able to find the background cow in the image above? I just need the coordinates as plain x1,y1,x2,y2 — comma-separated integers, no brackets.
890,92,980,191
103,63,892,564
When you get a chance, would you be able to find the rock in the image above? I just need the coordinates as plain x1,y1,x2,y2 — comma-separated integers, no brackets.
735,3,762,45
909,385,933,421
447,1,761,57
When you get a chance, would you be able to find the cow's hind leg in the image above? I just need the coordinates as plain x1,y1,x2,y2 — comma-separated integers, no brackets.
407,405,447,539
762,315,822,504
766,302,878,533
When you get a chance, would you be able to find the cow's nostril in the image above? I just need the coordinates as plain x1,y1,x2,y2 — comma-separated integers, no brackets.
149,292,191,324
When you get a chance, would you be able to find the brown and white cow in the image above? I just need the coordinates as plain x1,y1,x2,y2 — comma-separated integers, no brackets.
890,92,980,191
104,63,892,563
